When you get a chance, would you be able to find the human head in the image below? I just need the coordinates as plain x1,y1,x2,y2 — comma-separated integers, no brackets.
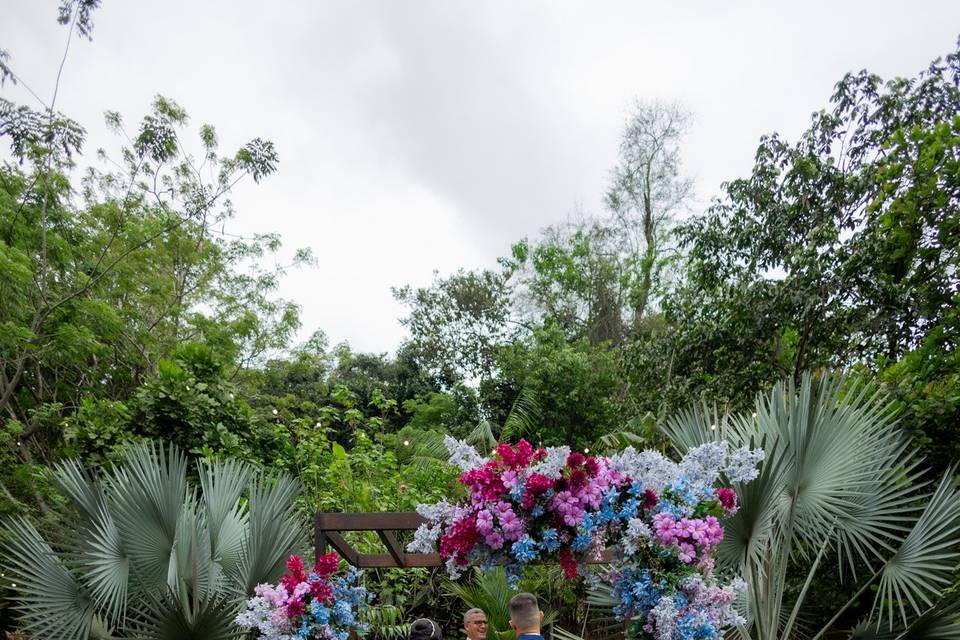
410,618,442,640
463,608,489,640
508,592,543,635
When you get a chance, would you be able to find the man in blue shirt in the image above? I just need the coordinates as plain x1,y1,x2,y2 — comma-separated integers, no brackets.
508,593,545,640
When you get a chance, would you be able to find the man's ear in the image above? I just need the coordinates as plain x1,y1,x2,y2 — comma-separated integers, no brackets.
539,611,544,623
509,619,517,631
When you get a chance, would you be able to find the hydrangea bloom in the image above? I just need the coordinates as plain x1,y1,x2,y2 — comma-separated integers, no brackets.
236,554,369,640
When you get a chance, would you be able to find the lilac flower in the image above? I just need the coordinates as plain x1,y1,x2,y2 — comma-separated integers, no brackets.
530,446,571,479
609,448,680,491
444,436,485,471
726,446,765,483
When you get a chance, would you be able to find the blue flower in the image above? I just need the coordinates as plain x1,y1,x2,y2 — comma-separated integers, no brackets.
505,562,523,588
611,567,664,621
539,528,560,552
333,600,355,625
511,535,539,562
676,611,718,639
311,602,331,625
571,532,592,551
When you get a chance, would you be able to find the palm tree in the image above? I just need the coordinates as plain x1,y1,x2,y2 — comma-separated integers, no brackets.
661,373,960,639
0,441,305,639
445,567,559,640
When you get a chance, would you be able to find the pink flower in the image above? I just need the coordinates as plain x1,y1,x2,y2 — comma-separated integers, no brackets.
281,555,307,591
584,456,600,475
485,531,505,549
311,580,333,603
653,513,678,545
641,489,659,510
439,516,480,564
567,452,586,468
716,487,738,514
476,509,494,536
559,547,579,579
313,553,339,577
498,506,524,540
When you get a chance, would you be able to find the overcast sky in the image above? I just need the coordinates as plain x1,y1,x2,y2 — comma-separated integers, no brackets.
4,1,959,355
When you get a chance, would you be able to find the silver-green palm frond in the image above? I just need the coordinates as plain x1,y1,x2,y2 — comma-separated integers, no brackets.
132,589,242,640
852,593,960,640
661,372,960,639
0,517,96,639
0,441,304,638
872,467,960,630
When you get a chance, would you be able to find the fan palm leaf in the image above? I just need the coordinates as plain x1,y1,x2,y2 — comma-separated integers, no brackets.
872,467,960,630
659,372,960,639
0,441,304,638
0,517,97,639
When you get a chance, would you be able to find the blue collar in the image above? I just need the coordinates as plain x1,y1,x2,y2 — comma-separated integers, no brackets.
517,634,544,640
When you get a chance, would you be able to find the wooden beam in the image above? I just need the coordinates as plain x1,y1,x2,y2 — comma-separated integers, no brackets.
315,512,427,531
324,532,359,566
377,530,405,567
356,553,442,568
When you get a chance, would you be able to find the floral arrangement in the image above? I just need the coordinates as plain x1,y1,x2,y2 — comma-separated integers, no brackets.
409,437,763,640
236,553,370,640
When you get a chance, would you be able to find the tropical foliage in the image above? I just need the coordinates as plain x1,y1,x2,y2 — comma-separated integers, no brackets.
1,2,959,637
0,442,304,639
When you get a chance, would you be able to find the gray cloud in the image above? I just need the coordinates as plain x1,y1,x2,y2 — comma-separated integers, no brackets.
3,0,959,353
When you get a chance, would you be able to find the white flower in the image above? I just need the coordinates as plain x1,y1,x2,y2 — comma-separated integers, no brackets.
444,436,485,471
647,595,678,640
445,556,465,580
407,523,441,554
530,446,571,479
620,517,652,557
416,500,452,523
725,446,765,483
609,447,679,491
680,441,729,487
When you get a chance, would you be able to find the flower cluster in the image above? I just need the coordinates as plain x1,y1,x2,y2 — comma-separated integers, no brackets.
409,438,624,584
236,554,370,640
410,438,762,639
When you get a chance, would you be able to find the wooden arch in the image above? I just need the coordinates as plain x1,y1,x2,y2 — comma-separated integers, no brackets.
314,511,612,568
314,512,439,568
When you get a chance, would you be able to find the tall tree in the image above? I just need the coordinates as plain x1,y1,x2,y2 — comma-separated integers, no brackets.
605,100,693,330
393,269,513,386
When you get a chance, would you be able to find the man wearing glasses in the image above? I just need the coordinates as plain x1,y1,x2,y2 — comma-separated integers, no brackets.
463,608,489,640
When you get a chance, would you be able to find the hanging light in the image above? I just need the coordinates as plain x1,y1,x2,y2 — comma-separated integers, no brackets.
272,408,279,416
584,448,590,454
403,440,410,447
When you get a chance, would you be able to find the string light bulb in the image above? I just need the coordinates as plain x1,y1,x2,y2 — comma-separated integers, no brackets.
403,440,410,447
